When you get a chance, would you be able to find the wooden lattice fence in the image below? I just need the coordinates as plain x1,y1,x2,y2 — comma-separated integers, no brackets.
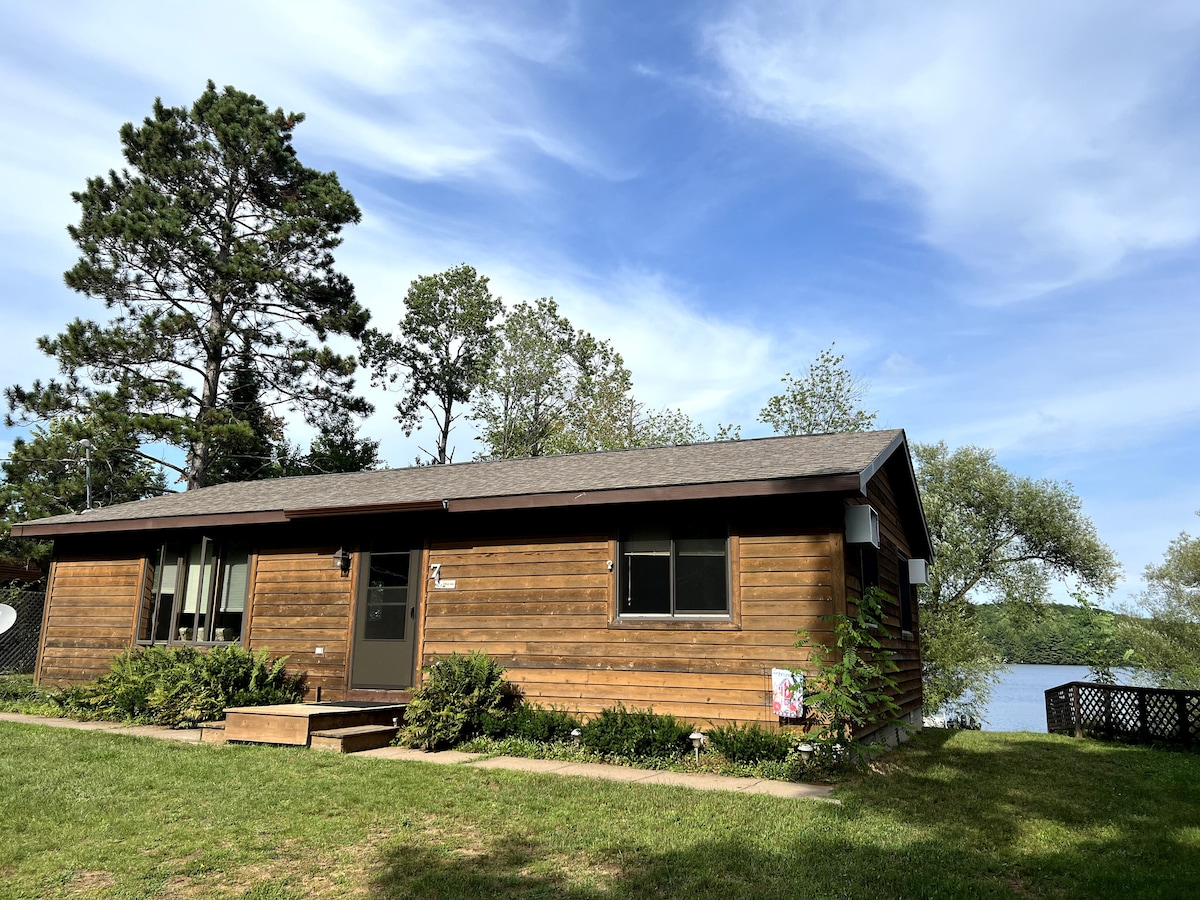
0,589,44,675
1045,681,1200,748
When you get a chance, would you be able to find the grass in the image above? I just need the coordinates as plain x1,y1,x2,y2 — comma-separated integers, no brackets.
0,723,1197,898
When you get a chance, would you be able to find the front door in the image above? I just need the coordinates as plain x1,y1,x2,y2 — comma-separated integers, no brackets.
350,550,420,689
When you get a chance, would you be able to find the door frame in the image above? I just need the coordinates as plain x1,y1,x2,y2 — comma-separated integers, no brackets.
347,547,422,691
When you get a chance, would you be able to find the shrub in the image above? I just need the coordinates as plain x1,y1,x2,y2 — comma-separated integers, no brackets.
399,651,513,751
706,721,795,763
56,645,305,728
483,703,581,743
579,705,693,760
799,585,903,769
0,674,49,705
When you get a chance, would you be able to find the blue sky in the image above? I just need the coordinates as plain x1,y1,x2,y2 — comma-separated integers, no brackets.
3,1,1199,609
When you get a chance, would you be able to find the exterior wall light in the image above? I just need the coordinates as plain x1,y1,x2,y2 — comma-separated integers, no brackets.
332,547,352,573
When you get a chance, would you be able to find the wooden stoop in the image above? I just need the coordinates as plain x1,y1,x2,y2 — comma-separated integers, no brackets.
222,702,407,747
310,724,399,753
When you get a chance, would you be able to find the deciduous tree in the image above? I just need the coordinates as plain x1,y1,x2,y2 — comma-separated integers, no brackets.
363,264,501,464
914,442,1119,718
5,82,371,490
759,343,877,435
1122,518,1200,688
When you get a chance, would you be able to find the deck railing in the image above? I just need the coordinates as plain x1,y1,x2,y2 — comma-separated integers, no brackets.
1045,681,1200,747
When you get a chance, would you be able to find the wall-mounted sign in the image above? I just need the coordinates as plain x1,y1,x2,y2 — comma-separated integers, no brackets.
771,668,803,718
434,579,456,590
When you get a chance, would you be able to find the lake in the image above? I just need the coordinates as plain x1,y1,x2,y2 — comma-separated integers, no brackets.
981,664,1138,732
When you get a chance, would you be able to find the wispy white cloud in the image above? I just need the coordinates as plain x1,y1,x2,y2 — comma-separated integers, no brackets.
704,1,1200,296
3,1,608,194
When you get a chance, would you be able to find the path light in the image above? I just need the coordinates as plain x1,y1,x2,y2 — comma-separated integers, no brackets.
689,731,705,763
570,727,582,743
798,742,815,765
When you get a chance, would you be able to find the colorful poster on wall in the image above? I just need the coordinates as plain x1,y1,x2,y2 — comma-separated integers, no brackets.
771,668,803,718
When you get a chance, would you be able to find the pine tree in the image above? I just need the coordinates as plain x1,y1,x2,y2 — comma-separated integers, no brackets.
5,82,371,490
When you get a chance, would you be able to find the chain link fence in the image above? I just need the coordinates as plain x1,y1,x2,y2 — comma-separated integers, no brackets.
0,589,45,675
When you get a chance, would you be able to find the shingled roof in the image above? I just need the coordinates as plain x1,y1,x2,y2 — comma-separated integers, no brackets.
13,429,918,541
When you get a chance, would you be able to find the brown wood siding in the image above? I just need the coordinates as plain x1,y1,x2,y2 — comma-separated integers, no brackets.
246,548,355,701
421,531,840,727
37,555,145,684
851,462,924,722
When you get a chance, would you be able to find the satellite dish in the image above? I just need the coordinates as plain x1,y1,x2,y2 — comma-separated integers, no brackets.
0,604,15,636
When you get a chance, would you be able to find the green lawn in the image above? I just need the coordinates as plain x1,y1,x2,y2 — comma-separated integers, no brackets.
0,723,1196,899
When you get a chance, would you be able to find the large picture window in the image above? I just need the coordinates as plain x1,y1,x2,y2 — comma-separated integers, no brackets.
620,527,728,618
140,540,249,645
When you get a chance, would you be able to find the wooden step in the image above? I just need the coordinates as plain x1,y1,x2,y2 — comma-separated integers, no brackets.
223,702,406,746
199,722,227,744
310,724,399,753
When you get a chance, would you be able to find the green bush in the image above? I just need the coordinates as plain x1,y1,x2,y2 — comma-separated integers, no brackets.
706,721,795,763
483,703,581,743
56,645,305,728
0,674,45,704
399,651,513,751
579,705,693,760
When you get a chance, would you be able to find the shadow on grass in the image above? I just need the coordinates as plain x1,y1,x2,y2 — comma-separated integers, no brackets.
370,729,1200,899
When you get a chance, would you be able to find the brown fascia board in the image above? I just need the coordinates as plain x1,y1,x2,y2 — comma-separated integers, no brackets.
11,473,867,537
284,499,447,519
10,509,291,538
447,473,864,513
858,430,935,561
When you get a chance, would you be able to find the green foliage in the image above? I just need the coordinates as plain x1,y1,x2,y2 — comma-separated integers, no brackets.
399,651,512,750
0,674,44,703
294,407,382,475
472,296,720,459
705,721,794,763
1122,517,1200,689
914,441,1119,717
5,81,370,490
759,343,877,435
973,600,1134,675
482,703,581,743
54,645,305,728
798,586,902,768
1,414,165,568
473,297,628,458
578,704,693,760
363,264,502,465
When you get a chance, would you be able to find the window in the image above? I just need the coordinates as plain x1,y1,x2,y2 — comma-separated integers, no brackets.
363,551,410,641
140,540,249,644
620,527,728,618
860,545,879,592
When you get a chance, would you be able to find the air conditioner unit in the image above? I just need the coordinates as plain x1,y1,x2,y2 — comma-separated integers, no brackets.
844,504,880,548
908,558,929,585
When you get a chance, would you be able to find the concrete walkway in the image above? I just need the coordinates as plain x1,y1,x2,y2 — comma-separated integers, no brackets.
0,712,837,802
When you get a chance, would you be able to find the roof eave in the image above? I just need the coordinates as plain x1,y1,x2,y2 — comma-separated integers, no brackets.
10,509,291,538
10,472,867,537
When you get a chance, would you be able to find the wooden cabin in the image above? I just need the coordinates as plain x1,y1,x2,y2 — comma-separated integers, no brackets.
14,429,932,734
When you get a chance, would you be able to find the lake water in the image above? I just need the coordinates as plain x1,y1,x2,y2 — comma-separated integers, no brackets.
981,664,1137,732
